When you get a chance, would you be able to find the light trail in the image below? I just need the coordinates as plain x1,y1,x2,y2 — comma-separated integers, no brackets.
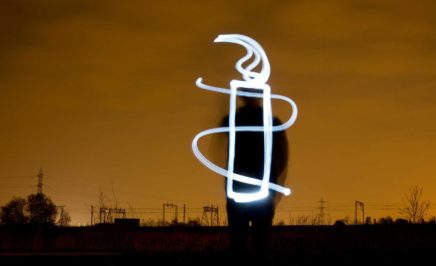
192,34,298,203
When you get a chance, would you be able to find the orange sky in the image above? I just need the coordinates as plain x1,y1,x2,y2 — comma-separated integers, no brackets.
1,0,436,225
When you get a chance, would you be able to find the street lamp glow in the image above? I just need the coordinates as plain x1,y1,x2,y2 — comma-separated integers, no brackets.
192,34,298,203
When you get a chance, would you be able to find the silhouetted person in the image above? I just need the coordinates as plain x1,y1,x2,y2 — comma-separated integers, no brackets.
221,91,288,258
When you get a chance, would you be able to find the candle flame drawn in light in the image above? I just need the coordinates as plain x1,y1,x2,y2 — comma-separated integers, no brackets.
192,34,298,203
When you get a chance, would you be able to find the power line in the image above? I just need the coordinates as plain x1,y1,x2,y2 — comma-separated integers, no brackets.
0,175,35,179
0,185,36,189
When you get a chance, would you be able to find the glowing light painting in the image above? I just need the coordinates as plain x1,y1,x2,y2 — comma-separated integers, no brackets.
192,34,298,203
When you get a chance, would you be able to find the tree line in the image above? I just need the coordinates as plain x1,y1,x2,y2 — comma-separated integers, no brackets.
0,193,70,226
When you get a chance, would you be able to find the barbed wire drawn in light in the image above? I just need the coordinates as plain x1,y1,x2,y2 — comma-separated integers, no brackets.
192,34,298,203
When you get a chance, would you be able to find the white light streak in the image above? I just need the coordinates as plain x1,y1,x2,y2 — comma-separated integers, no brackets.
192,34,298,203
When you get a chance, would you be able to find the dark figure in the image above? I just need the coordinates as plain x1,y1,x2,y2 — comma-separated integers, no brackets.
221,93,289,257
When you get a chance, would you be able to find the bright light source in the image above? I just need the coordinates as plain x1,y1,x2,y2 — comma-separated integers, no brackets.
192,34,298,203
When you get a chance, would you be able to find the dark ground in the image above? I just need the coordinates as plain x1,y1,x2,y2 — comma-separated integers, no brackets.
1,224,435,265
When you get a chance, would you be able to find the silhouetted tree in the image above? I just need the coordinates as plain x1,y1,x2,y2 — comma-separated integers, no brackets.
394,218,408,225
275,219,285,226
141,218,158,226
27,193,57,224
296,215,311,225
378,216,394,225
187,218,201,227
0,197,28,225
427,216,436,224
400,186,430,223
57,209,71,226
365,217,372,225
333,219,347,226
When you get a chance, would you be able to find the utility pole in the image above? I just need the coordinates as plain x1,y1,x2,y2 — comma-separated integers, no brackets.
91,205,94,225
355,201,365,224
318,198,326,225
162,203,178,225
183,204,186,224
37,168,43,194
201,205,219,226
99,207,108,223
98,207,125,224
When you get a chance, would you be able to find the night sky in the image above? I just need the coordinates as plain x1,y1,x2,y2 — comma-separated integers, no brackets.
1,0,436,225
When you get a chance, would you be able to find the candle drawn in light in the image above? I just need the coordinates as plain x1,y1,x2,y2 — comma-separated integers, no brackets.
192,34,298,203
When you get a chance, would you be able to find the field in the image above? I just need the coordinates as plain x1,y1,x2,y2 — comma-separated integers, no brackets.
1,224,435,265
